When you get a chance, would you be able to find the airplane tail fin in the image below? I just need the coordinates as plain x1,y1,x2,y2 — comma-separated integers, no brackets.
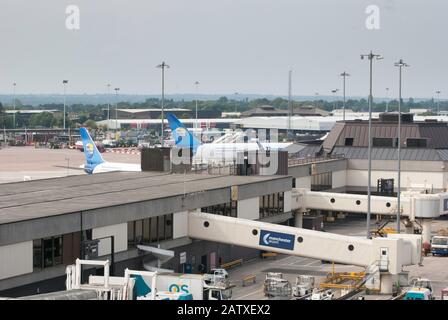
166,113,201,152
79,127,105,172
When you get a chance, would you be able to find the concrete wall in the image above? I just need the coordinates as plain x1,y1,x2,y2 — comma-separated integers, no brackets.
332,170,346,189
237,198,259,220
0,241,32,281
346,169,445,190
173,210,200,239
284,191,292,213
348,159,446,172
92,223,128,257
288,159,347,179
295,176,311,189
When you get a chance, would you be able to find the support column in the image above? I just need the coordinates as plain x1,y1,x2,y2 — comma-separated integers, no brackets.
380,273,396,295
326,211,335,222
421,219,432,245
295,210,303,228
404,219,414,234
405,225,414,234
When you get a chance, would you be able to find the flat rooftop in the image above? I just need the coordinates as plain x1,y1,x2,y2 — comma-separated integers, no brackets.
0,172,289,225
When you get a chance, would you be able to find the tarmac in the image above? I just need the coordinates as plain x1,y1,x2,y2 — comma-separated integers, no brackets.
0,146,140,184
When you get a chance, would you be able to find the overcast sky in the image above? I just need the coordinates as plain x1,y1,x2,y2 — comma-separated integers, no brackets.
0,0,446,99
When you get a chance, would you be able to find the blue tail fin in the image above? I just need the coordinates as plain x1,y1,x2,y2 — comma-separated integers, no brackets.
166,113,201,152
79,127,104,173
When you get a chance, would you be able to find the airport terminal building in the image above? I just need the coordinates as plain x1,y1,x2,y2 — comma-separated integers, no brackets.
0,172,293,296
1,112,448,297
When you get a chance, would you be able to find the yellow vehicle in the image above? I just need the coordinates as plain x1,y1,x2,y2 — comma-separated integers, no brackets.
371,227,397,237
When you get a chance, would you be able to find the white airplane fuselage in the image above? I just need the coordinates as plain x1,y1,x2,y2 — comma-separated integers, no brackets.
91,162,141,173
192,142,292,165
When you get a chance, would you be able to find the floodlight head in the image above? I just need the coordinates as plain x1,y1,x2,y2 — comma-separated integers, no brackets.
376,55,384,60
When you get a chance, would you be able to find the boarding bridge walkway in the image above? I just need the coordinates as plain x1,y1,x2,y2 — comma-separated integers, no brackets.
187,211,422,293
291,188,445,220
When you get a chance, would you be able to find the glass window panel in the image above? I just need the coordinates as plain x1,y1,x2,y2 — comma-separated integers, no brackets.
158,216,165,241
43,238,54,268
54,237,63,265
165,214,173,239
150,217,158,242
135,220,143,243
33,239,42,269
143,218,150,242
127,221,135,243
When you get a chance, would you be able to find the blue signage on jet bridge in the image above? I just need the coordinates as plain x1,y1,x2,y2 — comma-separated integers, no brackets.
259,230,295,251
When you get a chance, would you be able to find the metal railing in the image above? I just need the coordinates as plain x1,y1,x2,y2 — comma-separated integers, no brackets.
186,163,238,176
288,153,346,166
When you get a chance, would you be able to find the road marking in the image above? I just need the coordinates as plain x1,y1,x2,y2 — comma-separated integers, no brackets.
279,256,298,264
287,257,309,265
235,288,264,300
303,260,321,267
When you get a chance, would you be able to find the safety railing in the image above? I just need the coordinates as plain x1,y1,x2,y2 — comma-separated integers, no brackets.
288,153,345,166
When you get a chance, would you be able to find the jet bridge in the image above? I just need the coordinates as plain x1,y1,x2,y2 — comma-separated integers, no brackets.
291,188,447,244
188,211,422,293
292,188,445,220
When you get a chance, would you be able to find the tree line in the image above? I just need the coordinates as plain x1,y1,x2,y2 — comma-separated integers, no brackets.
0,96,446,129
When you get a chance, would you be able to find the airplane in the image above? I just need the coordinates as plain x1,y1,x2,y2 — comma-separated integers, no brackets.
79,127,141,174
166,113,300,165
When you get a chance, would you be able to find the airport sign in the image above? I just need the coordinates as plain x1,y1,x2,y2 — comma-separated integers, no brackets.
259,230,295,251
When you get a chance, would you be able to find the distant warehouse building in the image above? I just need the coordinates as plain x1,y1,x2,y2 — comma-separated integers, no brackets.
4,109,60,122
102,108,191,120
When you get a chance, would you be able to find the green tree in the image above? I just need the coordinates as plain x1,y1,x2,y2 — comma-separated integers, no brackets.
29,112,54,128
84,119,97,129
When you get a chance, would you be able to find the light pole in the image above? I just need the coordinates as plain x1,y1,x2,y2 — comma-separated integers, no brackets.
62,80,68,132
194,81,200,129
340,72,350,121
361,51,383,239
394,59,409,234
331,89,339,111
385,87,390,112
114,88,120,131
436,90,441,116
156,62,170,144
288,70,293,138
12,83,16,129
234,92,239,113
107,83,111,123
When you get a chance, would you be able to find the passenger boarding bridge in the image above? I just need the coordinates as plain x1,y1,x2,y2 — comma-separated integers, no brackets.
290,188,447,244
188,211,422,294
